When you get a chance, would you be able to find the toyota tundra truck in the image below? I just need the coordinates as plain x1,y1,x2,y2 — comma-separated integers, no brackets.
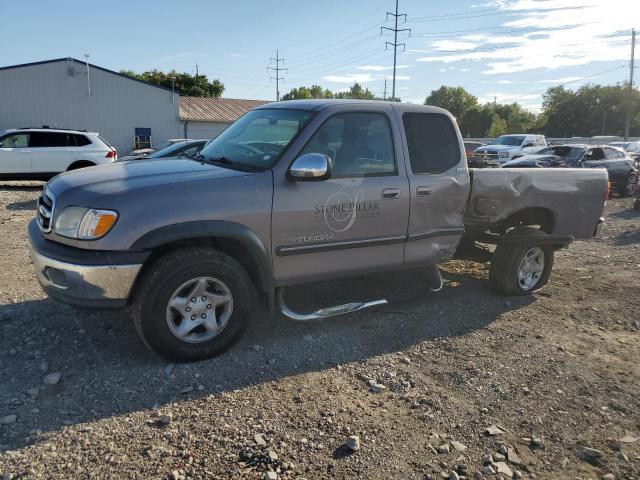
27,101,607,361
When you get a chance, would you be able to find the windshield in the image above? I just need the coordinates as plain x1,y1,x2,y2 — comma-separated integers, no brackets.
537,146,584,160
198,108,314,170
148,141,191,158
494,135,526,146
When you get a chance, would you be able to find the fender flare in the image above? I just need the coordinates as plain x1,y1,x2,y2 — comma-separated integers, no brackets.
131,221,274,305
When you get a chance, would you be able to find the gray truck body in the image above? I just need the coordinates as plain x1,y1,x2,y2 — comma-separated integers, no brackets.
28,100,607,310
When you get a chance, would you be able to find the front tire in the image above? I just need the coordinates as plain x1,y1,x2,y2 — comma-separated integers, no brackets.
133,247,255,362
489,227,554,296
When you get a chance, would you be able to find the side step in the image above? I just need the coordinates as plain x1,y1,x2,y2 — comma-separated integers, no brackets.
277,265,443,322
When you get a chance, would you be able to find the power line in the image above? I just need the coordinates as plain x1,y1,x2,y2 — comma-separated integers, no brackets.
267,50,287,102
381,0,410,101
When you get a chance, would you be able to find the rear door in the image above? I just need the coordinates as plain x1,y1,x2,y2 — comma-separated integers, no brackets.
30,132,77,174
271,107,410,285
399,110,471,266
603,147,629,186
0,132,32,174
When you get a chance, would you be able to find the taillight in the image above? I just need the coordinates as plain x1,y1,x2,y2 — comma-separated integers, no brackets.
105,150,117,161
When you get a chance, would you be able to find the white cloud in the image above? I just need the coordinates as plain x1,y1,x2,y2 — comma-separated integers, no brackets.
228,53,240,58
356,64,410,71
460,68,472,72
395,75,411,80
323,73,376,83
496,79,515,84
431,40,480,51
415,0,634,75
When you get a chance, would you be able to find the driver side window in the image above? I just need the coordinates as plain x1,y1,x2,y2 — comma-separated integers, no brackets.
0,133,29,148
300,112,396,177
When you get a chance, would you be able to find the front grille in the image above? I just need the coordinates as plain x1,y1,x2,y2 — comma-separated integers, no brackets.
37,188,55,233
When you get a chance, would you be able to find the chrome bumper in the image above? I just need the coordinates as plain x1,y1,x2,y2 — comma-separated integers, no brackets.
28,245,142,307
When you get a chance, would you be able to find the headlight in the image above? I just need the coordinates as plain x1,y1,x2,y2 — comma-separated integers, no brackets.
54,207,118,239
499,152,510,158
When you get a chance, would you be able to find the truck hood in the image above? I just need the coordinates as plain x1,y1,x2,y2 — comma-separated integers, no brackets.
47,157,250,201
475,145,520,153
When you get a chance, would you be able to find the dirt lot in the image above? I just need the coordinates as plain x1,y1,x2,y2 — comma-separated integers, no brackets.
0,183,638,480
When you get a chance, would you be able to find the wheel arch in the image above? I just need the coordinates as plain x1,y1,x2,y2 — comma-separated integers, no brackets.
67,160,97,170
499,207,555,234
130,221,274,308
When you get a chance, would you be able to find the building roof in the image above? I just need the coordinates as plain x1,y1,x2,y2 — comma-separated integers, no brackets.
179,97,270,123
0,57,173,92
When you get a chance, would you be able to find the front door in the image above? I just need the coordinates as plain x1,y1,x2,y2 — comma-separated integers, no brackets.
0,132,32,174
272,110,410,286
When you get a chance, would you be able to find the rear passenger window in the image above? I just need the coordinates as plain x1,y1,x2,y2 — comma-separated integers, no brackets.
402,113,461,174
73,134,91,146
29,132,68,147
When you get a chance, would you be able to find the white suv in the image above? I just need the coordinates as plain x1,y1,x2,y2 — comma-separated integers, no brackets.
0,128,117,180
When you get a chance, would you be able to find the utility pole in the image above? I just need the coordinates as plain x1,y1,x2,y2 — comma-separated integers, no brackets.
383,77,388,100
267,50,287,102
381,0,410,102
624,28,636,141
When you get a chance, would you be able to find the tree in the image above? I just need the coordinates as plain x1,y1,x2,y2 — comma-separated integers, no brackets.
281,82,383,101
335,82,377,100
120,69,224,98
488,114,508,137
281,85,333,101
424,86,479,120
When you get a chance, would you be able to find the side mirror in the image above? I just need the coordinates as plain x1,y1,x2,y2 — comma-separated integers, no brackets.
523,142,534,148
288,153,332,181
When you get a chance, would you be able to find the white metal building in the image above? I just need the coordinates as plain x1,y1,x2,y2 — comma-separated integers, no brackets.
0,58,181,156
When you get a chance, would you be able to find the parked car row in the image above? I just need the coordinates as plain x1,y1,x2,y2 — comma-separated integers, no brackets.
0,127,210,180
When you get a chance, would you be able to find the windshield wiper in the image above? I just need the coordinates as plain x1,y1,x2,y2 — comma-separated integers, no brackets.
203,156,263,172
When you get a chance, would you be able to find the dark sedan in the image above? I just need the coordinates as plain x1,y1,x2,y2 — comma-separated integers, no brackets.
119,139,209,162
502,145,638,196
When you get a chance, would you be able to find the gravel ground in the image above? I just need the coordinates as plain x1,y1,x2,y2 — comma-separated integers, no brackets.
0,182,638,480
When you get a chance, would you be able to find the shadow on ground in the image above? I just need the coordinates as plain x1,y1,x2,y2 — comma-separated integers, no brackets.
5,199,37,211
0,267,533,450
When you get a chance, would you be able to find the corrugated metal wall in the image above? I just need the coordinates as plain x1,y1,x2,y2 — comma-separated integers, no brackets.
0,59,181,155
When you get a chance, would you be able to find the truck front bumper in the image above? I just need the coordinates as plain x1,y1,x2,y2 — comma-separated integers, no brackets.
27,219,147,309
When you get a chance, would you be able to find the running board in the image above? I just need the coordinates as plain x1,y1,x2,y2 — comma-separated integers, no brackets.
276,266,443,322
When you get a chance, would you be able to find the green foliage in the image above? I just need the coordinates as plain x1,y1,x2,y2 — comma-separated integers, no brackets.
424,86,479,119
488,114,508,137
425,83,640,138
281,83,395,102
120,69,224,98
281,85,333,101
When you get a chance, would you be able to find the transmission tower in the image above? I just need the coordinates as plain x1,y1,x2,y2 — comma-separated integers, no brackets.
267,50,287,101
381,0,410,101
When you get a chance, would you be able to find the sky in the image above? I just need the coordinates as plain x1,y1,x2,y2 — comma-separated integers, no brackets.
1,0,638,112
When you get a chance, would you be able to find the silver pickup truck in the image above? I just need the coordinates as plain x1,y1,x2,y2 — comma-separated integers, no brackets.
27,100,607,361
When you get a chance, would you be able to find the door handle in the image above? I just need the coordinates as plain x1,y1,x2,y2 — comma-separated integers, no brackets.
416,186,432,197
382,188,400,199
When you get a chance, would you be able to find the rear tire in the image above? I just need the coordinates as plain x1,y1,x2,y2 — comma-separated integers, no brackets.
617,173,637,197
489,227,554,296
133,247,255,362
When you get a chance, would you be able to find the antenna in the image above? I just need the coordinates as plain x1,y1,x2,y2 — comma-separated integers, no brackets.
84,53,91,98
